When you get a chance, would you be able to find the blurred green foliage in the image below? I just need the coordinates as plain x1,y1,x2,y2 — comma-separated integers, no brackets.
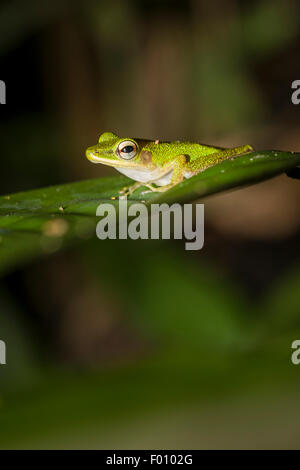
0,238,300,448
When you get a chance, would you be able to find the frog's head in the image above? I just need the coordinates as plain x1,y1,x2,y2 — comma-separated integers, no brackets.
86,132,155,169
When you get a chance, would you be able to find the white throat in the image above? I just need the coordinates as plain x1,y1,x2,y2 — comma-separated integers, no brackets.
115,166,173,186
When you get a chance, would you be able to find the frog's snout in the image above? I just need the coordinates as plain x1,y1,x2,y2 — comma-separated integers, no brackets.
86,146,101,163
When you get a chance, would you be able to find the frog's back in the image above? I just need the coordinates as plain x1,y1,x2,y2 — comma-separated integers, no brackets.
143,140,222,165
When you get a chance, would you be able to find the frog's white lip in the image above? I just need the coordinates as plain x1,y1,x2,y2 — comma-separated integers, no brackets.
86,151,155,169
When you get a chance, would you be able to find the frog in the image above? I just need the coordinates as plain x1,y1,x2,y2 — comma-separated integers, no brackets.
86,132,253,196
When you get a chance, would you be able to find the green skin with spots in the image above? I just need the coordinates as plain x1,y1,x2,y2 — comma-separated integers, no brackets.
86,132,253,194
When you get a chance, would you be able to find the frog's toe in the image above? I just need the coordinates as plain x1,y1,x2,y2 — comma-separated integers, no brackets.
119,188,127,195
143,183,173,193
119,181,143,198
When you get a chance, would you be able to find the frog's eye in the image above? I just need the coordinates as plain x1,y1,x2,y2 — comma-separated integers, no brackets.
117,140,137,160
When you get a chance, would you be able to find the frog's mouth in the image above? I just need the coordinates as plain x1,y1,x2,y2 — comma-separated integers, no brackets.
86,147,155,170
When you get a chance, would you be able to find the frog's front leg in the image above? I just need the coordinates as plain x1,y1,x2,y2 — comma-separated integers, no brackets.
142,155,188,193
119,181,145,198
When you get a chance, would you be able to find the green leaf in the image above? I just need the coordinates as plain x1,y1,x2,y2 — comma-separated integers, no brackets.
0,150,299,275
151,150,300,204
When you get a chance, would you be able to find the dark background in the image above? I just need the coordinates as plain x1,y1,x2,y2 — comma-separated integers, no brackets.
0,0,300,449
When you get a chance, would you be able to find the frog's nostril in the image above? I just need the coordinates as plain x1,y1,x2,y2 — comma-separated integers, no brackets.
86,148,99,162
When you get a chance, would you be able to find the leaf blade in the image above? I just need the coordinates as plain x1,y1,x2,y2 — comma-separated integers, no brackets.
0,150,299,275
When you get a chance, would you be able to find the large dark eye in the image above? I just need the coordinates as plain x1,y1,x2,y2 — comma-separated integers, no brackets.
117,140,137,160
